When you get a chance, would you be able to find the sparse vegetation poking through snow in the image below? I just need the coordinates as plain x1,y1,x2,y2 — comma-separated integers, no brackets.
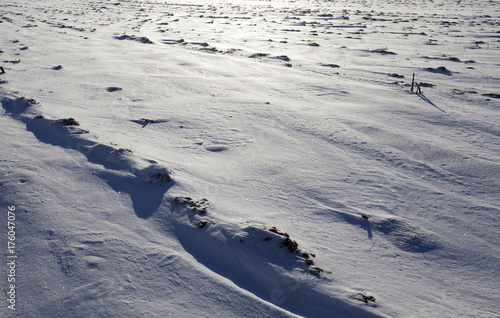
267,226,323,276
452,88,477,95
410,73,422,94
371,47,396,55
388,73,404,78
27,97,37,105
197,46,221,54
482,93,500,99
147,171,171,184
268,226,289,238
16,96,38,106
174,197,209,215
249,52,269,58
115,34,154,44
197,220,208,228
358,293,376,304
321,63,340,68
130,118,168,127
275,55,291,61
56,118,80,126
426,66,451,75
418,82,434,88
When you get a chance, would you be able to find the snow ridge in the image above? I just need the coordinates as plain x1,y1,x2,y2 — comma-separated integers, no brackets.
2,94,384,317
1,96,172,218
158,196,385,318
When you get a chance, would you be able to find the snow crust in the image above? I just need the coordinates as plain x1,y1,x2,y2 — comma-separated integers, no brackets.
1,0,499,317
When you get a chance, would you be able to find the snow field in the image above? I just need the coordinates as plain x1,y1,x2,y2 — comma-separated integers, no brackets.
1,0,499,317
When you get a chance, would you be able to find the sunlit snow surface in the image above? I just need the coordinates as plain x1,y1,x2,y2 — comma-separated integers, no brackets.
1,0,499,317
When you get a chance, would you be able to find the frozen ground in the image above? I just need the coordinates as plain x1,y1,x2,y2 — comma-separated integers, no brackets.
1,0,499,317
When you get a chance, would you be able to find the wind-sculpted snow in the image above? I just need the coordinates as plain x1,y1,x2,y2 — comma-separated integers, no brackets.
331,210,442,253
1,95,385,317
161,197,385,318
1,0,499,317
373,218,442,253
1,96,172,218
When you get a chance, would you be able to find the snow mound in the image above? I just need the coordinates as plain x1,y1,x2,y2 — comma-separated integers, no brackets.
115,34,154,44
332,210,442,253
162,197,385,318
2,96,171,183
372,217,442,253
2,96,172,218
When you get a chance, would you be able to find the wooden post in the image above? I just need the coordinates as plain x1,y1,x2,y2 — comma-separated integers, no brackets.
411,73,415,92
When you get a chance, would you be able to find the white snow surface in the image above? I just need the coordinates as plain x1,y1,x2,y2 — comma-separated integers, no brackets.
1,0,499,317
